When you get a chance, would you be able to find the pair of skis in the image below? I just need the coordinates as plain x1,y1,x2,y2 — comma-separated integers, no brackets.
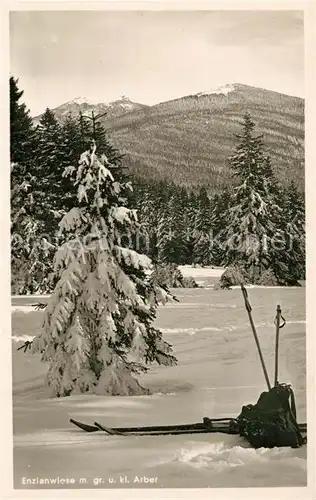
70,417,307,437
70,417,239,436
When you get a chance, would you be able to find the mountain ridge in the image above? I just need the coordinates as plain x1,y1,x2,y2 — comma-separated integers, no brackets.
33,95,149,124
34,83,304,191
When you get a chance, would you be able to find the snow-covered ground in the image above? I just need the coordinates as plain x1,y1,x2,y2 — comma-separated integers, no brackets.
178,265,224,287
178,265,225,278
11,280,306,489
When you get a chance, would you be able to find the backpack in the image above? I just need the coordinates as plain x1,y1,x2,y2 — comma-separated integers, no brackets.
236,384,306,448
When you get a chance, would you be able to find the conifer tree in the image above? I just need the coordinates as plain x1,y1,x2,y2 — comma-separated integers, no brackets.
155,184,188,265
192,187,212,266
283,181,305,237
10,76,37,166
10,76,37,254
167,190,188,264
32,143,176,397
60,114,87,212
10,78,55,293
79,112,126,184
11,163,55,294
186,190,199,264
210,189,232,265
62,114,84,164
157,207,173,264
155,181,172,263
221,113,282,282
134,180,160,259
35,108,67,228
178,186,191,262
277,181,305,283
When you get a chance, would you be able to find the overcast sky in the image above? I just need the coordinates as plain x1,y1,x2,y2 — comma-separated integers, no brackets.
10,10,304,116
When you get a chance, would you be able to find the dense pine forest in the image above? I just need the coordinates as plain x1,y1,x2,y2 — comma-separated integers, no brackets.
10,76,305,295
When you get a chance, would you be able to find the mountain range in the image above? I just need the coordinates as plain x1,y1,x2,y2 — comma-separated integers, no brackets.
34,83,305,192
33,95,149,124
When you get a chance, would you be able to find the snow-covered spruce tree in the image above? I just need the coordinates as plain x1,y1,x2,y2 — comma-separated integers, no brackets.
11,163,55,294
186,190,199,264
60,114,87,212
32,143,177,397
277,181,305,284
80,113,126,182
155,185,188,265
133,180,160,259
35,109,68,226
156,207,173,264
167,191,188,264
210,189,232,266
221,113,283,283
10,77,53,293
178,186,191,262
192,187,213,266
10,76,37,167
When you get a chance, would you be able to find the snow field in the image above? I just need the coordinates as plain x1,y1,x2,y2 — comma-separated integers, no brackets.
12,285,306,488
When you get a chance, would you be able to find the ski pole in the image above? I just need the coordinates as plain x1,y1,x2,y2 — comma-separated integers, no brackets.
240,284,271,390
274,305,286,387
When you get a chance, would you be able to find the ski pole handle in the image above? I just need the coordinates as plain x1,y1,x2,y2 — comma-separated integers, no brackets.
274,305,286,387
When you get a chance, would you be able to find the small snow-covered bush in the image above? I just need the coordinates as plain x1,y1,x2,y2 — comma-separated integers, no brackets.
152,263,198,288
214,264,250,290
255,268,279,286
